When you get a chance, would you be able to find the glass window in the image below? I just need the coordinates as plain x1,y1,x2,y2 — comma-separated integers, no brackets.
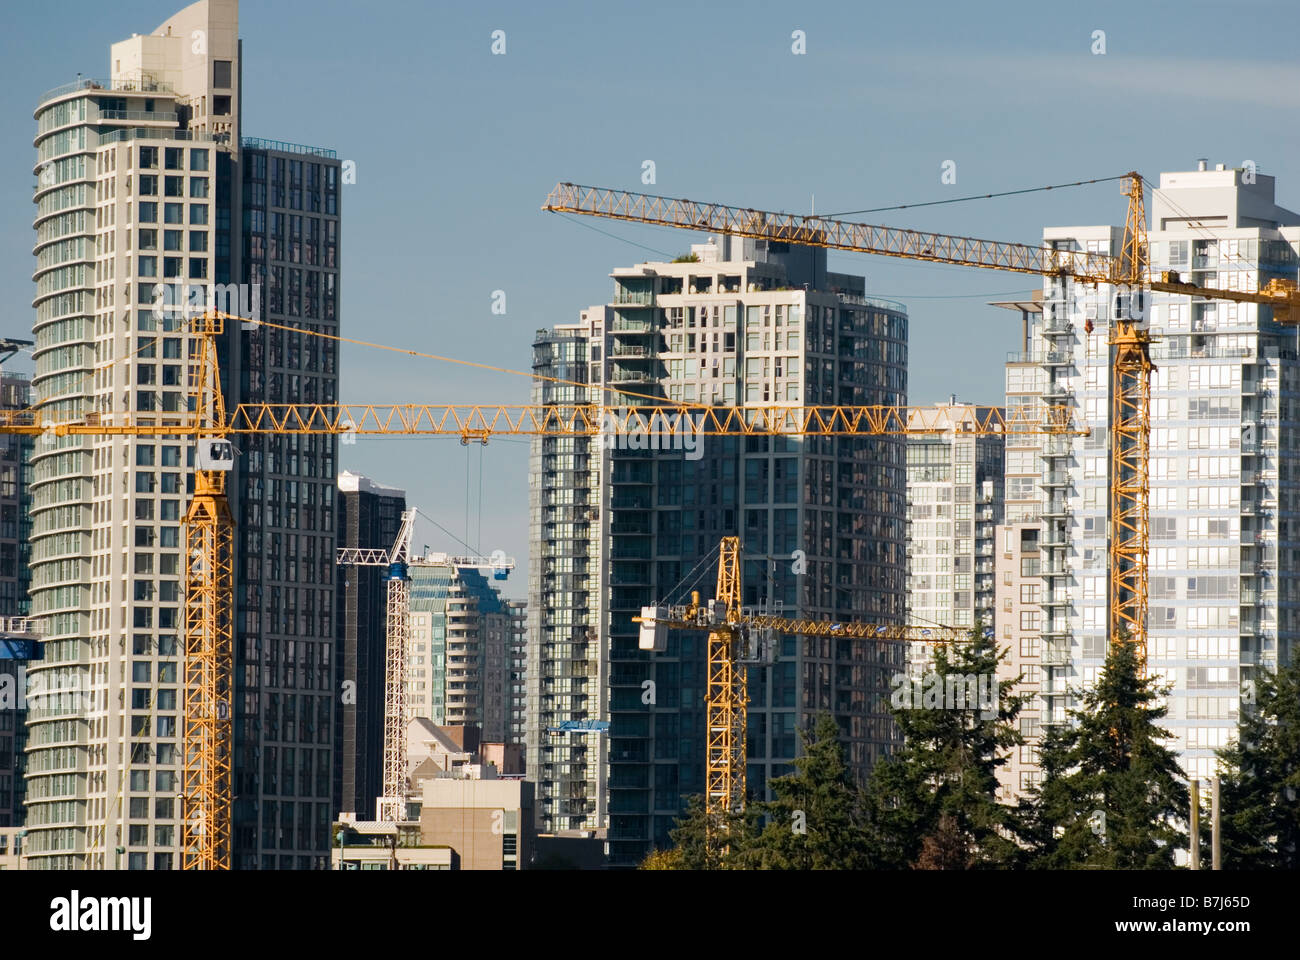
189,204,208,225
190,148,209,171
165,147,184,170
139,202,158,223
164,203,183,224
190,177,209,198
164,230,183,251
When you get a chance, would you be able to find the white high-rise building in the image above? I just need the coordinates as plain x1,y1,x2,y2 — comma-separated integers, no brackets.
28,0,240,870
904,399,1004,632
1014,162,1300,786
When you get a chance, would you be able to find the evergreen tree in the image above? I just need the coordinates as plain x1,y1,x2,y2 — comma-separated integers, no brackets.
734,713,871,869
1028,636,1188,869
1214,656,1300,869
646,794,755,870
865,627,1026,869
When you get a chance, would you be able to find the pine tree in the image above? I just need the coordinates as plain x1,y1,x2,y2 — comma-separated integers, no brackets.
734,713,871,869
1214,656,1300,869
1028,636,1188,869
864,626,1027,869
649,794,755,869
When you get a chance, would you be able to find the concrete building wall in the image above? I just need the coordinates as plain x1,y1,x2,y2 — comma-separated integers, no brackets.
418,776,534,870
993,521,1045,802
0,826,25,870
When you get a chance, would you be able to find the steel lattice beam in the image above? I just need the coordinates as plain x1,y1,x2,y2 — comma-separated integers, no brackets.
705,537,745,833
181,470,233,871
1108,326,1152,669
0,402,1084,438
377,575,411,823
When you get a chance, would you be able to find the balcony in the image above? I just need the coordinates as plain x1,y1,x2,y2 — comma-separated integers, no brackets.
1040,471,1071,488
1042,437,1074,458
611,343,651,358
610,369,653,383
40,75,174,105
1041,644,1072,666
610,318,653,333
1041,501,1070,520
98,109,178,124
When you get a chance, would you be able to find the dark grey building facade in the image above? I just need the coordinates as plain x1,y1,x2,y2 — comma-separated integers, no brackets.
333,473,405,821
232,141,343,869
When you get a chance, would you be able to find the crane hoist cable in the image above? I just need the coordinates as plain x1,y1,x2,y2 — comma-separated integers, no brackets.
824,173,1135,218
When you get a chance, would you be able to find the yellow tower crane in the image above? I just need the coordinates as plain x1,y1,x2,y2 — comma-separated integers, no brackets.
636,536,973,822
543,175,1300,671
0,312,1081,868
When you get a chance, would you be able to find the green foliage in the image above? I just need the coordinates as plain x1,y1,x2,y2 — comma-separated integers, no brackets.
671,253,700,262
638,847,685,870
1026,637,1188,869
1214,656,1300,869
733,713,872,869
659,794,753,870
864,626,1027,869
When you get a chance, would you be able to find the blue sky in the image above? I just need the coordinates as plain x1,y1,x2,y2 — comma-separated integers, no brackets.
3,0,1298,595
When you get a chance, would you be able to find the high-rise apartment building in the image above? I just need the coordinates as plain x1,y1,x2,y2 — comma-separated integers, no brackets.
408,563,516,742
233,134,342,869
334,472,405,821
0,372,34,828
0,374,33,623
1013,162,1300,784
505,599,527,750
532,238,908,864
904,400,1004,635
528,323,606,838
26,0,341,869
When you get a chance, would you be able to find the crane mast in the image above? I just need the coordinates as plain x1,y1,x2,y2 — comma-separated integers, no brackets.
377,510,417,824
179,312,234,871
1108,177,1153,667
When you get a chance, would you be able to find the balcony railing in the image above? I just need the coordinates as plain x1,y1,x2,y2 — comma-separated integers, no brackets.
241,136,338,159
40,76,174,105
98,110,178,124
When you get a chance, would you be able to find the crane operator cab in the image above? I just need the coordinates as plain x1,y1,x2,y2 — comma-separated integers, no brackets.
197,438,235,471
1112,284,1150,331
